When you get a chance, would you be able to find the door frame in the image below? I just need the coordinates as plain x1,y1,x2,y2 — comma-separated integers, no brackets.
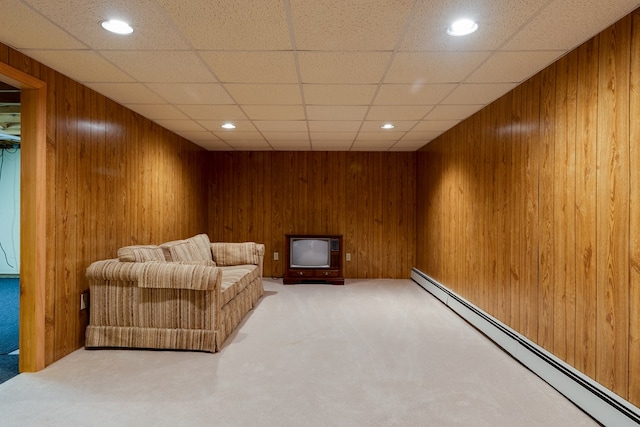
0,62,46,372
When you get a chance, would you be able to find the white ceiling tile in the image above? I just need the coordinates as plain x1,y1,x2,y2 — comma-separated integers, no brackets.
306,106,368,121
308,121,361,132
303,85,377,105
356,132,405,141
385,52,490,83
309,132,357,141
423,105,483,121
176,105,247,121
360,121,417,132
253,121,308,132
212,131,265,141
125,104,190,120
442,83,518,105
260,132,309,141
413,120,461,132
200,52,298,83
374,84,456,105
243,106,306,121
400,0,544,51
390,139,430,151
298,52,392,84
156,0,291,50
504,0,640,51
0,1,85,49
100,51,216,83
20,50,133,83
226,140,274,151
24,0,190,50
146,83,233,104
85,83,166,104
198,121,257,132
153,120,206,132
402,131,441,141
174,130,217,141
224,84,302,105
467,51,563,83
366,106,433,121
289,0,414,50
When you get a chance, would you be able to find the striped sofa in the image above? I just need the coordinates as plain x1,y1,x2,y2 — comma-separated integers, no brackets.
85,234,264,353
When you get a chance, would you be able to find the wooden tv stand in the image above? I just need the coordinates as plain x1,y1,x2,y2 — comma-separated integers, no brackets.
283,234,344,286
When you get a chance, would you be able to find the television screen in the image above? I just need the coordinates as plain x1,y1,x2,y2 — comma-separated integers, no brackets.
291,238,330,268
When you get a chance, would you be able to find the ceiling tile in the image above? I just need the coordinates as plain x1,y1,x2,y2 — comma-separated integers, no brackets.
413,120,461,132
351,140,396,151
226,140,274,151
200,52,298,83
390,139,430,151
212,131,265,141
198,120,257,132
366,106,433,121
0,1,85,49
303,85,377,105
24,0,190,50
100,50,216,82
298,52,391,84
385,52,490,83
360,121,417,132
243,106,306,121
153,120,206,132
356,132,405,141
289,0,414,50
466,51,562,83
504,0,640,51
21,50,134,83
260,132,309,141
442,83,518,105
176,105,247,121
308,121,361,132
124,104,190,120
423,105,483,121
84,83,166,104
156,0,291,50
309,132,357,141
198,140,234,151
402,131,441,141
374,84,456,105
253,121,307,132
174,130,217,141
400,0,544,51
146,83,233,104
224,84,302,105
306,106,368,121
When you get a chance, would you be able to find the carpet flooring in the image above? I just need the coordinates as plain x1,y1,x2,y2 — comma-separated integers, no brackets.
0,278,598,426
0,277,20,385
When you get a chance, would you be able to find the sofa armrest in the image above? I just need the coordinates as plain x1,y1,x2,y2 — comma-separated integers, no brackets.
86,259,146,281
137,261,221,291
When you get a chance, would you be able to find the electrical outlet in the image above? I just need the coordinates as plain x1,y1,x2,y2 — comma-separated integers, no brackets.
80,291,89,311
346,253,351,261
274,252,279,261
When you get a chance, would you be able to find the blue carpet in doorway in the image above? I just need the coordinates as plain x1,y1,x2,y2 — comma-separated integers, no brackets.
0,355,18,384
0,278,19,355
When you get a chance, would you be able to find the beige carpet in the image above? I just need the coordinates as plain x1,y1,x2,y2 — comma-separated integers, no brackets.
0,278,597,426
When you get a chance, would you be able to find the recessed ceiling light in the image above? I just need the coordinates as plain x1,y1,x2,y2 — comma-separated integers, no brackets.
381,123,395,129
101,19,133,35
221,123,236,129
447,19,478,36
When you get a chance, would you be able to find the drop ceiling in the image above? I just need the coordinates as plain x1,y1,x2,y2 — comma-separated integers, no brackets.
1,0,639,151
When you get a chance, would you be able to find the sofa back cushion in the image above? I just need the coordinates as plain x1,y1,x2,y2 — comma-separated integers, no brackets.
210,242,259,266
117,245,165,262
161,234,212,262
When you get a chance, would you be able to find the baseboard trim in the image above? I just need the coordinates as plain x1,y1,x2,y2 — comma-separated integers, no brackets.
411,268,640,427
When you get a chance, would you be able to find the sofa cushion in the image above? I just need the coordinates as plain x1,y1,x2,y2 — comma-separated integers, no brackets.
211,242,259,266
161,234,213,262
117,245,165,262
186,234,213,261
219,265,260,306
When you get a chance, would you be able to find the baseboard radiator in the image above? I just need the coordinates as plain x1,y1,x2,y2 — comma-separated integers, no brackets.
411,268,640,427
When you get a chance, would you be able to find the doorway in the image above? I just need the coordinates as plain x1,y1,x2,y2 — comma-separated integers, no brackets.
0,61,46,373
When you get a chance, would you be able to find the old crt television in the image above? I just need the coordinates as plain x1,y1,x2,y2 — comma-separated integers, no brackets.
290,237,331,268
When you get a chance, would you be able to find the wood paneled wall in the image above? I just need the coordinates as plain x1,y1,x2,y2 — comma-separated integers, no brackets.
416,12,640,406
207,151,415,279
0,44,209,367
